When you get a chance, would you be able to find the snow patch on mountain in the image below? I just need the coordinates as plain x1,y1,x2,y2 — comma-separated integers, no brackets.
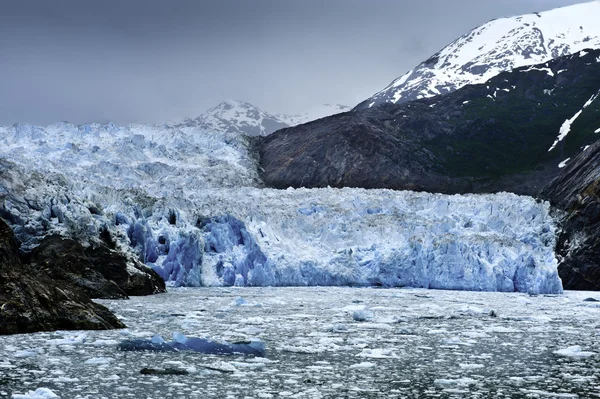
549,90,600,152
357,1,600,109
277,104,351,126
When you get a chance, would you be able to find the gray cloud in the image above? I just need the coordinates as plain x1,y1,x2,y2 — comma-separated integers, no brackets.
0,0,591,125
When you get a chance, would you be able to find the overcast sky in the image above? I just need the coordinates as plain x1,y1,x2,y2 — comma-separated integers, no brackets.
0,0,591,125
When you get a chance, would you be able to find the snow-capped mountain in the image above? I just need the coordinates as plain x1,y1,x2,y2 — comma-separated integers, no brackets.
178,100,288,137
278,103,351,126
356,1,600,109
178,100,349,136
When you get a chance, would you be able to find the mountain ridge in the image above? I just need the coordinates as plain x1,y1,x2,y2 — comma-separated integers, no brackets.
176,100,349,137
356,1,600,110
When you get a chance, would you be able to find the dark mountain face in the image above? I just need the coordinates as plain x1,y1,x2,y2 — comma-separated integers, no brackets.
541,140,600,291
0,219,125,335
259,49,600,196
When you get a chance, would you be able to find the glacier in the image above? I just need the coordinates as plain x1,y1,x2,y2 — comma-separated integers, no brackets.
0,121,563,293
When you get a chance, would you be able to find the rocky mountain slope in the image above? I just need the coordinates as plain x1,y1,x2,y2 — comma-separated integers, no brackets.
356,1,600,110
259,49,600,195
541,139,600,290
0,218,125,335
177,100,349,136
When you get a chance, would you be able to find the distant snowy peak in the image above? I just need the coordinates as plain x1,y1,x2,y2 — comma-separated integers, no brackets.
356,1,600,110
278,104,351,126
179,100,288,137
179,100,349,136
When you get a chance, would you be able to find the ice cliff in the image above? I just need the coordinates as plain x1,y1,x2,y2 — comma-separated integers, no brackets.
0,122,563,293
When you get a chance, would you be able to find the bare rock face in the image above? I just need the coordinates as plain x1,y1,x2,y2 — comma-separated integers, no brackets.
541,142,600,291
259,50,600,197
0,219,125,335
24,236,166,300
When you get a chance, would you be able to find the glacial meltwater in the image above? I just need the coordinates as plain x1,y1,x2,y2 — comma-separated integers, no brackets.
1,287,599,399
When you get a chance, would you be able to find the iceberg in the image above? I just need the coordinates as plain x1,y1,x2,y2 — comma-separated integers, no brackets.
117,333,266,356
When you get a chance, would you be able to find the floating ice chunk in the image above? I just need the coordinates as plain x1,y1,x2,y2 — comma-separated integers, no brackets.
356,348,398,358
84,357,114,365
173,332,187,344
349,362,376,369
230,361,266,369
434,377,477,386
353,309,375,322
14,350,40,358
484,326,522,333
459,363,485,370
88,339,119,346
280,345,320,354
553,345,596,358
443,337,475,346
47,333,87,345
327,324,349,333
231,297,261,307
519,389,577,398
118,335,266,356
11,388,59,399
52,377,79,383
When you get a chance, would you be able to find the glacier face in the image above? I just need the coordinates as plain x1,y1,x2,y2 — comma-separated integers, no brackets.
356,1,600,109
0,122,562,293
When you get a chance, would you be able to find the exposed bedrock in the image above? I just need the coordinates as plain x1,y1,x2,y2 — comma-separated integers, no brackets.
0,219,125,335
541,141,600,291
22,235,166,299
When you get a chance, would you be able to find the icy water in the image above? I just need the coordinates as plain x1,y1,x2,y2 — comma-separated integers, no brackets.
1,288,599,399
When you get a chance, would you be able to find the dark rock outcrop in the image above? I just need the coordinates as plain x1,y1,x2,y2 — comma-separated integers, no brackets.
259,49,600,197
0,219,125,335
541,141,600,291
23,236,166,299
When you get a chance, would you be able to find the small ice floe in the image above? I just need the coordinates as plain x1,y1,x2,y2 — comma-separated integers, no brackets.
200,361,238,374
14,349,41,358
352,309,375,322
326,323,349,333
230,361,266,370
280,345,319,354
88,339,119,346
441,336,475,347
434,377,477,386
231,297,262,307
84,357,114,365
51,377,79,383
457,305,487,315
356,348,398,359
47,333,87,346
118,332,266,356
11,388,59,399
459,363,485,370
349,362,376,369
553,345,596,358
520,389,577,398
484,325,522,333
461,331,490,338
